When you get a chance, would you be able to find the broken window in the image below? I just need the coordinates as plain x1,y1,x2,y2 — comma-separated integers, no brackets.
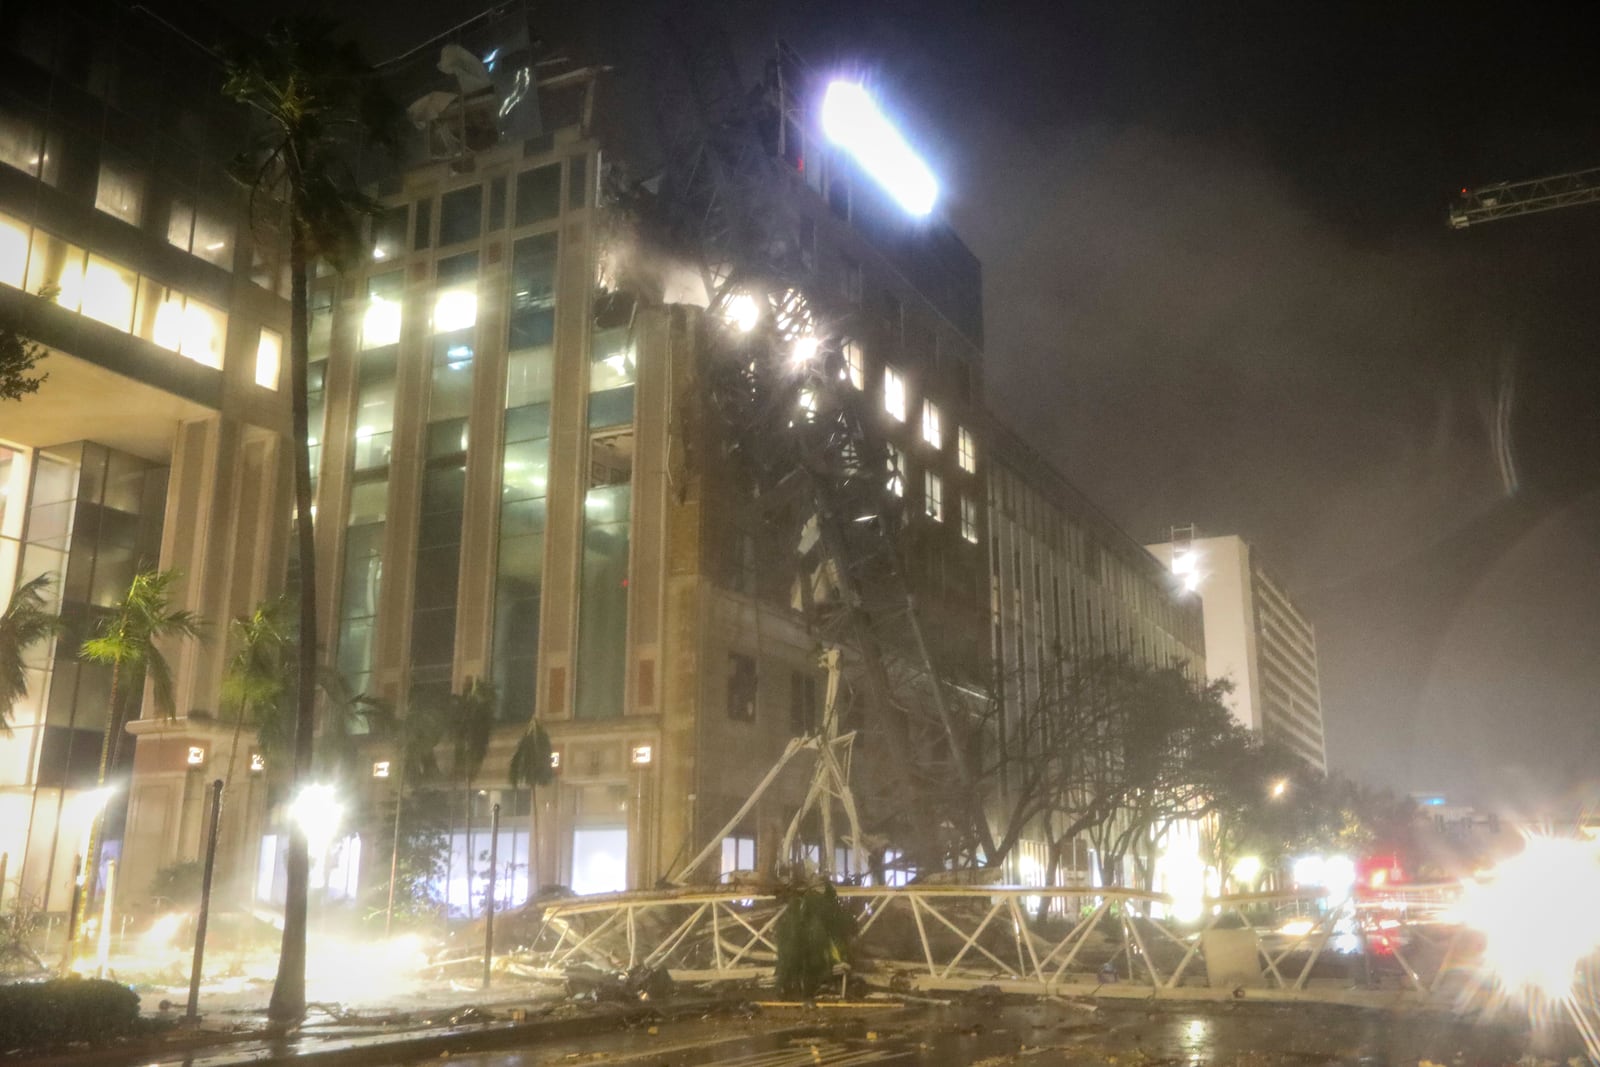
789,670,818,735
842,339,865,389
727,653,757,722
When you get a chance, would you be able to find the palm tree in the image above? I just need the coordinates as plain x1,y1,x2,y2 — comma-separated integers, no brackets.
447,680,496,918
312,666,394,783
508,720,555,897
75,569,204,939
0,574,62,734
382,686,448,934
220,596,293,794
222,18,395,1023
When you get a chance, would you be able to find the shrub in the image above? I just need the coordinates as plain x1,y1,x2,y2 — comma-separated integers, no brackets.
0,977,141,1052
774,879,856,999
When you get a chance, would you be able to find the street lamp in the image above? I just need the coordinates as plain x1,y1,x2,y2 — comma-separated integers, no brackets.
1270,778,1289,799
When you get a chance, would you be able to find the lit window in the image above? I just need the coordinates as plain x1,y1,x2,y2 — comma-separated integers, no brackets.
26,233,86,312
180,298,226,367
81,256,136,331
883,365,906,421
433,288,477,332
192,211,234,269
925,471,943,522
887,448,906,498
921,399,943,448
95,161,144,225
0,213,30,288
256,328,283,390
363,296,402,348
961,496,979,543
0,112,43,177
167,201,195,252
841,339,864,389
958,427,976,473
797,389,816,418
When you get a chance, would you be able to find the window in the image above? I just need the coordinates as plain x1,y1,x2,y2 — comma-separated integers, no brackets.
883,365,906,421
961,496,980,544
439,185,483,245
0,213,27,288
433,252,479,332
143,291,224,368
789,671,818,736
27,232,85,311
95,161,143,225
192,211,233,268
167,201,195,252
256,328,282,390
0,111,44,177
515,164,561,226
363,270,404,349
371,207,407,262
166,201,233,268
921,400,943,449
925,471,943,522
841,339,864,390
510,233,558,351
842,256,862,302
721,835,757,879
958,427,976,473
81,256,136,331
727,653,757,722
888,448,906,498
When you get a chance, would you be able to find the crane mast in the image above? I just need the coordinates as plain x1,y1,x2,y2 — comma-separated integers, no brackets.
1449,166,1600,228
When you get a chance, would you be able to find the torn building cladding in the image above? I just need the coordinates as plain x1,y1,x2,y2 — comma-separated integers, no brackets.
1,0,1204,921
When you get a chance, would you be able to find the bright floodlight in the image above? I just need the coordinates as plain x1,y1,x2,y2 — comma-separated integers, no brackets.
290,783,343,856
820,82,938,217
724,293,761,333
1452,835,1600,1000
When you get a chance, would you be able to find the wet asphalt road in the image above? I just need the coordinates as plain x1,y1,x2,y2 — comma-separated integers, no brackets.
405,1000,1579,1067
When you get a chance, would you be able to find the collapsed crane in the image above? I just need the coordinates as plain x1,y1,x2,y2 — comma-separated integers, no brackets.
616,20,995,875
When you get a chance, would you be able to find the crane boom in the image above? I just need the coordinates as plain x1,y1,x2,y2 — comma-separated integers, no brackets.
1449,166,1600,228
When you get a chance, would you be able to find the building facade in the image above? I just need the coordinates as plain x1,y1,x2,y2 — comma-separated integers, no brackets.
0,0,292,913
1146,533,1328,771
4,3,1208,920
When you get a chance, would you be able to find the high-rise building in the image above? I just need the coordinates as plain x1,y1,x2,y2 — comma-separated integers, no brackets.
2,3,1204,918
1146,533,1328,771
0,0,291,913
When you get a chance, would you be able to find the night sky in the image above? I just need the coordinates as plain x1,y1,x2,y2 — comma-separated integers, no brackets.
305,0,1600,807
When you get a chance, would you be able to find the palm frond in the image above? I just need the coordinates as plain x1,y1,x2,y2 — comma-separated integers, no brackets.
0,574,64,732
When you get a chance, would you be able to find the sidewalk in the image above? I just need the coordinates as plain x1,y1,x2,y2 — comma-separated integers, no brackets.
20,981,746,1067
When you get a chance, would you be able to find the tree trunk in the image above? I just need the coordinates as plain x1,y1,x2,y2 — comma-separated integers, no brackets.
269,223,318,1025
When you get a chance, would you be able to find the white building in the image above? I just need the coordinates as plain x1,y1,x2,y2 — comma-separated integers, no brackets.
1146,533,1327,771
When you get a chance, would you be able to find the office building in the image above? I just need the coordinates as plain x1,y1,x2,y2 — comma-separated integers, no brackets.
1146,532,1328,771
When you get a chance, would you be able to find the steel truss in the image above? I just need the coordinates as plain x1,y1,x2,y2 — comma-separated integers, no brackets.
515,882,1483,1004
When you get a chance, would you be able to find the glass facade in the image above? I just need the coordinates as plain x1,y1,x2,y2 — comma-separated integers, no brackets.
337,274,401,697
409,253,477,694
494,233,557,721
574,434,631,721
